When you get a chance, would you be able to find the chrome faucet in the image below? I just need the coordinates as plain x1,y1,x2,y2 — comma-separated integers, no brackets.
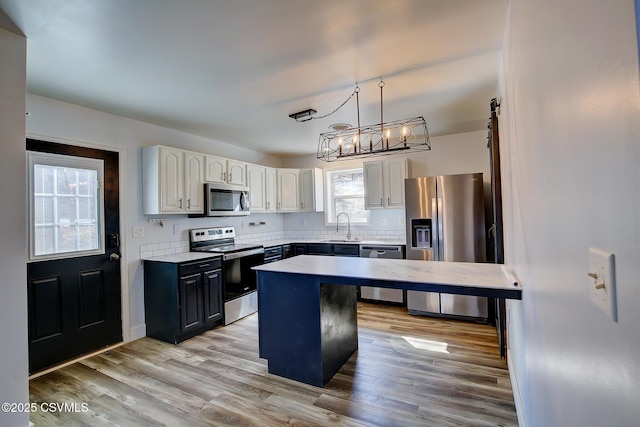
336,212,351,240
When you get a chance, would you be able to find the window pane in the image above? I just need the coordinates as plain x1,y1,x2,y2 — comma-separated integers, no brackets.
77,169,96,196
31,155,102,258
56,167,77,195
34,226,55,255
78,225,98,250
333,170,364,196
57,224,78,252
57,196,77,223
78,197,97,221
34,165,54,193
34,196,54,224
335,197,367,222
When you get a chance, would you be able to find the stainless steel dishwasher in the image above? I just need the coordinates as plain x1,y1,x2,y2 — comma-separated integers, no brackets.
359,245,405,304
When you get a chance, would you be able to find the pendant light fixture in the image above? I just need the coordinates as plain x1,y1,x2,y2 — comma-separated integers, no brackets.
315,78,430,162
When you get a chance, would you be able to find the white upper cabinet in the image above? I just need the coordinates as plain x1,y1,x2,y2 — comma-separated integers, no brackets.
384,158,408,208
299,168,324,212
265,167,277,212
205,155,226,183
183,151,206,213
205,156,246,186
246,164,266,212
142,144,326,216
246,165,279,213
276,168,300,212
363,157,408,209
227,160,246,186
363,161,384,209
143,145,205,214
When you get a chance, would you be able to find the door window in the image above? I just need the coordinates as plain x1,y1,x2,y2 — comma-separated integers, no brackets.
27,151,105,261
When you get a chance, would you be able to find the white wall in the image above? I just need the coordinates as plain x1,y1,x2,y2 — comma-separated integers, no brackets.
500,1,640,425
25,94,283,341
0,18,29,427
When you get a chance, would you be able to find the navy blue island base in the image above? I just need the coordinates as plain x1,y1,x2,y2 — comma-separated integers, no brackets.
257,271,358,387
255,255,522,387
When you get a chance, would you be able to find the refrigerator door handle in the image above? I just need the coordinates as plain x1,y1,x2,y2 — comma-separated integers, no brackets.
437,197,444,260
431,197,438,257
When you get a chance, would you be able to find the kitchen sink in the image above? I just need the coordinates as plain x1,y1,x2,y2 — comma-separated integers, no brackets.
322,239,359,243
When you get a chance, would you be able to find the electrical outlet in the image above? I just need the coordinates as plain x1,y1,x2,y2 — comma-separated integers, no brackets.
173,224,180,235
380,218,388,226
133,226,144,238
588,247,617,321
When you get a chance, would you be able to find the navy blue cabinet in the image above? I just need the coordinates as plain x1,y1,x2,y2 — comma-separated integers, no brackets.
144,257,223,344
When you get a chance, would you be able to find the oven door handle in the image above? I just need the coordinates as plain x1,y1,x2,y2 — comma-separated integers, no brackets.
223,247,264,261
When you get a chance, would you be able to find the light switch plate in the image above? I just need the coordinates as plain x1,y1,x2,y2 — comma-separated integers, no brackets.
133,226,144,238
588,247,617,321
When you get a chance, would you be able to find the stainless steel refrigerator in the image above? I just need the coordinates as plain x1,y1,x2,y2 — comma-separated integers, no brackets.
405,173,488,320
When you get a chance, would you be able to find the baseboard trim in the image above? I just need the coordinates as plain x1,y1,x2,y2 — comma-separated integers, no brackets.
508,349,528,427
128,324,147,342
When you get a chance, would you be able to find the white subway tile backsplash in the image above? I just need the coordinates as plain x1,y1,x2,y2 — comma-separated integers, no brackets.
139,227,404,260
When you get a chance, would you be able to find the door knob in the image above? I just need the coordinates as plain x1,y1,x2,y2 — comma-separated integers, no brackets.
109,253,120,261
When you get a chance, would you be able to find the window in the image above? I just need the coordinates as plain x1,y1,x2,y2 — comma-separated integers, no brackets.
27,152,105,261
325,167,368,225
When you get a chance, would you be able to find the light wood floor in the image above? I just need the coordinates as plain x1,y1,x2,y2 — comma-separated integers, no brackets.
29,302,517,426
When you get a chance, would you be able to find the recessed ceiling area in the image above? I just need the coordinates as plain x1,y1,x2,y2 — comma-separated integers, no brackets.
0,0,509,157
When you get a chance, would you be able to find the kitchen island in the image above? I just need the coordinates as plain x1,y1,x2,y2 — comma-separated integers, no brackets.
254,255,521,387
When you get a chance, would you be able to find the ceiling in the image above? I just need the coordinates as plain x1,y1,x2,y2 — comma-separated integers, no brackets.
0,0,509,157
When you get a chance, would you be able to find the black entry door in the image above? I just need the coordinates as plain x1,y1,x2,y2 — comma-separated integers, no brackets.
27,139,122,373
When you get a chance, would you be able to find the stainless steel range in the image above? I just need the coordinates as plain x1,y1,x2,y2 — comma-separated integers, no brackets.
189,226,264,325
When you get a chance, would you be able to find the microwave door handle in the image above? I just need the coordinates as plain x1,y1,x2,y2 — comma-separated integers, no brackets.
240,192,248,210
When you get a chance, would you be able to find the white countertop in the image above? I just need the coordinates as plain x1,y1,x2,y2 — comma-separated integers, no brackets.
141,238,405,263
142,252,221,263
254,255,520,295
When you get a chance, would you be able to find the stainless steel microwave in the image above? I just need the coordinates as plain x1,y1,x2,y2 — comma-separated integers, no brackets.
204,182,250,216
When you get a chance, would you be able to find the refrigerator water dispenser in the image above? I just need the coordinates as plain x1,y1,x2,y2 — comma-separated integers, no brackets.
411,219,432,249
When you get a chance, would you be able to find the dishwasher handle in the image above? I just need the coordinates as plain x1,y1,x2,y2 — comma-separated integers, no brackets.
359,245,404,259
